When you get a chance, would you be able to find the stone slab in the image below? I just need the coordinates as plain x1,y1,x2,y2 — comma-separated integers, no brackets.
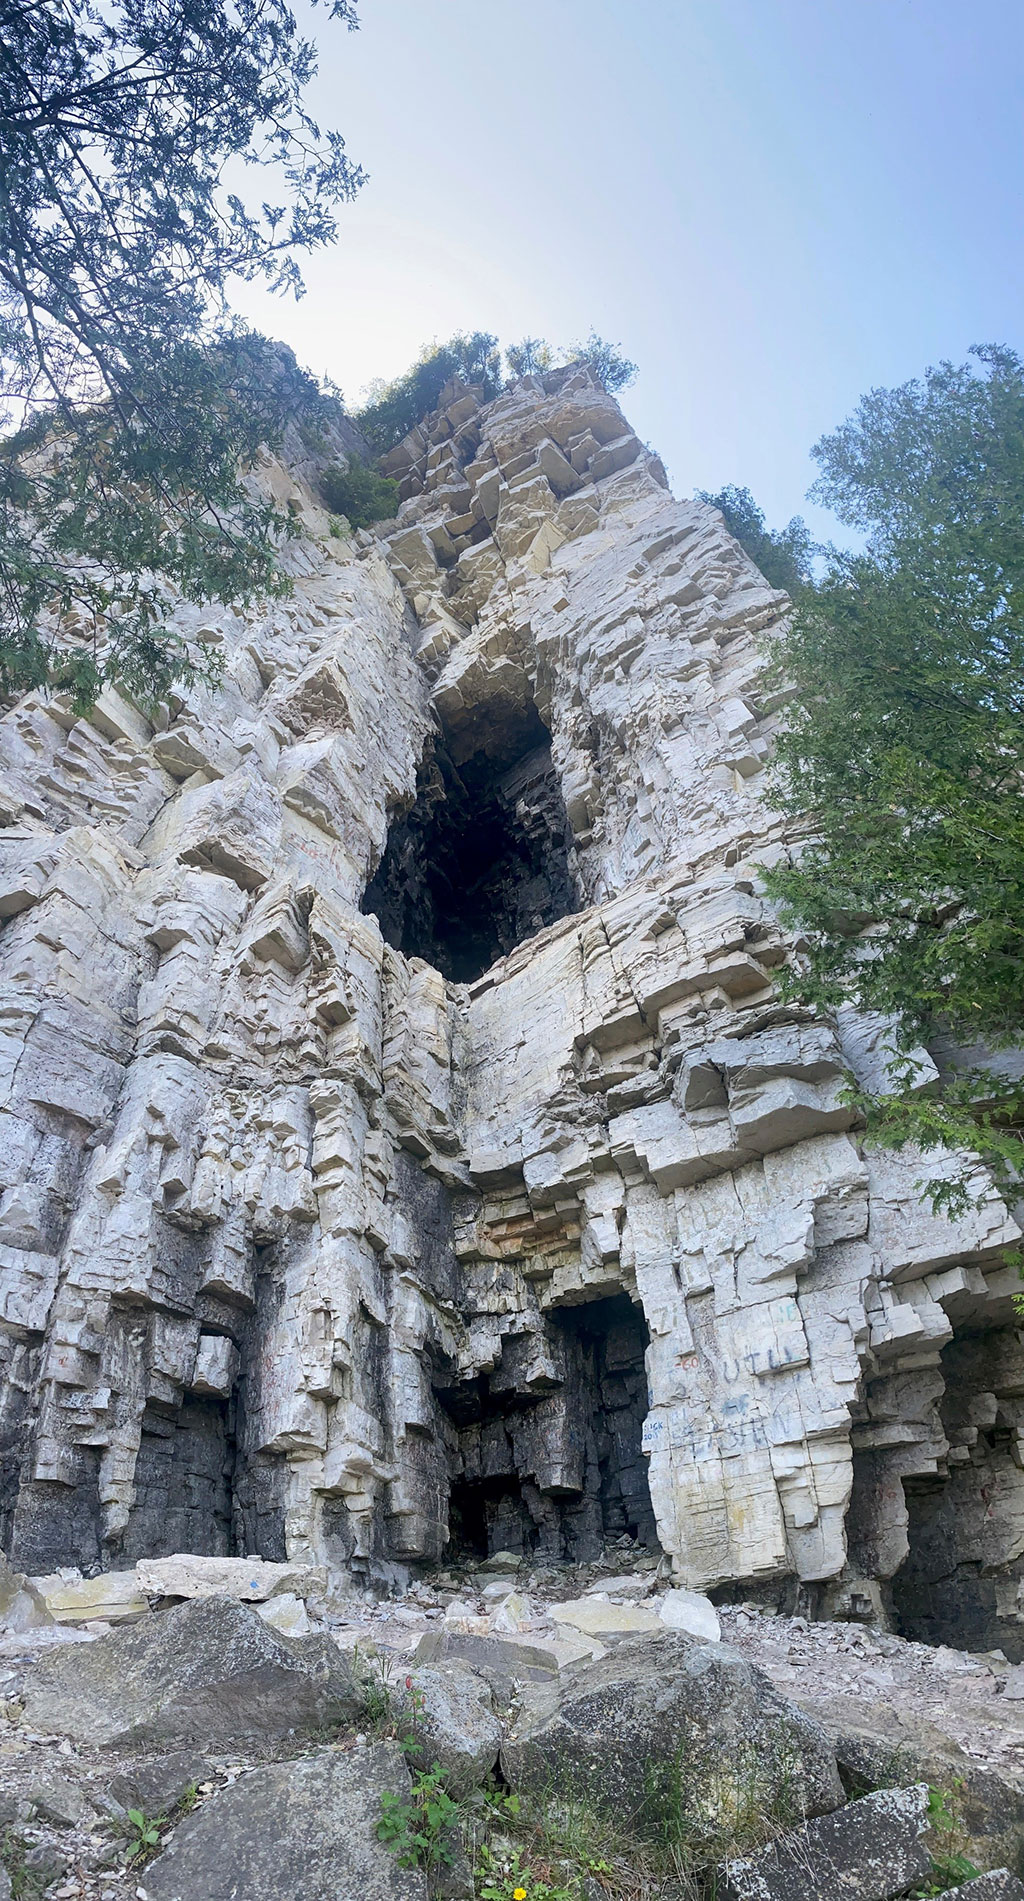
144,1743,423,1901
717,1784,932,1901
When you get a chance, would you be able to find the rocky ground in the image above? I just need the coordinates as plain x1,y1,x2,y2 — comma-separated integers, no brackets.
2,1548,1024,1900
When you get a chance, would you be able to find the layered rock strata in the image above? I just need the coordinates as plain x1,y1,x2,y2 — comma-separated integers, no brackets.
0,365,1022,1652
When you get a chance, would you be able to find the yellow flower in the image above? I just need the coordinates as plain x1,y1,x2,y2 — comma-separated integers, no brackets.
513,1890,527,1900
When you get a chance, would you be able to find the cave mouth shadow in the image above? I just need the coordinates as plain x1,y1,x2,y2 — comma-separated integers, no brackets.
361,701,579,985
439,1292,660,1566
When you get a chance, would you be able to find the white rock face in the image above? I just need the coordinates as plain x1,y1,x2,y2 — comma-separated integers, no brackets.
658,1588,721,1642
0,363,1021,1652
135,1554,326,1602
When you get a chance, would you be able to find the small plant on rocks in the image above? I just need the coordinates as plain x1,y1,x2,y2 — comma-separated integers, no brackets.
476,1839,579,1899
113,1805,166,1864
910,1784,980,1895
376,1761,461,1874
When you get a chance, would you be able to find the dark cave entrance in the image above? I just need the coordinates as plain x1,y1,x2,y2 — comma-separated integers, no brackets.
886,1328,1024,1661
120,1393,236,1562
361,703,579,984
438,1292,659,1564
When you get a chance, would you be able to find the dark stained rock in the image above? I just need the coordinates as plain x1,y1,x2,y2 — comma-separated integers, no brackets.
19,1596,364,1747
802,1692,1024,1877
716,1784,932,1901
107,1750,212,1819
500,1633,844,1837
144,1742,425,1901
403,1662,501,1794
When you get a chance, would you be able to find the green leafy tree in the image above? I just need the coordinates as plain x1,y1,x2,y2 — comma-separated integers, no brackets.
563,329,637,393
319,456,398,528
699,484,814,595
504,330,637,393
357,332,502,455
763,345,1024,1212
504,336,556,379
0,0,364,708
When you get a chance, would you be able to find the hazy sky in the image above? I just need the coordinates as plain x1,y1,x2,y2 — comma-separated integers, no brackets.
233,0,1024,543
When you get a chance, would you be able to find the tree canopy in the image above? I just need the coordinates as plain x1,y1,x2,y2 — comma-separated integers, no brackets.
357,330,638,457
357,333,504,456
698,484,814,595
0,0,363,708
763,345,1024,1211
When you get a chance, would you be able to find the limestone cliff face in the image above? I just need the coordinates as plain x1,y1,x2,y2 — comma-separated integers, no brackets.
1,366,1022,1651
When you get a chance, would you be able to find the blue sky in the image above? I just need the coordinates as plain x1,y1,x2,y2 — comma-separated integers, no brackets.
233,0,1024,544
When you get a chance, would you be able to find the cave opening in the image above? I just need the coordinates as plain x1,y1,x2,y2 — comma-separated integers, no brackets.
120,1393,237,1562
888,1327,1024,1661
437,1292,659,1565
361,701,579,984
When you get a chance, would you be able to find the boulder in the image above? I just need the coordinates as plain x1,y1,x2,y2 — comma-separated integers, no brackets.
107,1750,212,1820
25,1775,93,1826
134,1553,325,1603
717,1784,931,1901
31,1568,149,1624
501,1634,844,1835
413,1628,559,1687
0,1553,51,1634
405,1663,501,1794
548,1595,663,1639
144,1742,425,1901
658,1588,722,1642
20,1596,363,1747
800,1692,1024,1875
256,1592,310,1637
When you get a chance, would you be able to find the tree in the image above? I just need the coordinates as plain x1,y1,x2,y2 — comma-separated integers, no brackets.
0,0,364,708
357,334,502,456
504,337,555,379
319,456,398,529
698,484,814,595
763,345,1024,1212
563,330,637,394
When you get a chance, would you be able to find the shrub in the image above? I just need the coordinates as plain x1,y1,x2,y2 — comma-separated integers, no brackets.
319,457,398,528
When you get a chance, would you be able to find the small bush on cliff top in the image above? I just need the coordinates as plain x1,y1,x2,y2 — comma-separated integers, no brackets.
357,333,504,454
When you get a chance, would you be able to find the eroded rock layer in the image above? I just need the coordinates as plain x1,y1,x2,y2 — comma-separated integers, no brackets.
1,366,1022,1652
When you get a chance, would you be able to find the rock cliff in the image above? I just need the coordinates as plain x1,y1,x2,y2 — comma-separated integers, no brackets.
1,364,1022,1654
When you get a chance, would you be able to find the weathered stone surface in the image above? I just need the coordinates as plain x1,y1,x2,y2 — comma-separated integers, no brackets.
0,364,1020,1652
658,1588,722,1641
20,1597,363,1747
144,1742,424,1901
0,1554,51,1633
548,1596,663,1638
107,1750,211,1820
25,1774,92,1825
32,1568,148,1623
716,1784,931,1901
501,1633,844,1826
136,1554,326,1603
812,1702,1024,1880
405,1662,501,1793
941,1877,1024,1900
